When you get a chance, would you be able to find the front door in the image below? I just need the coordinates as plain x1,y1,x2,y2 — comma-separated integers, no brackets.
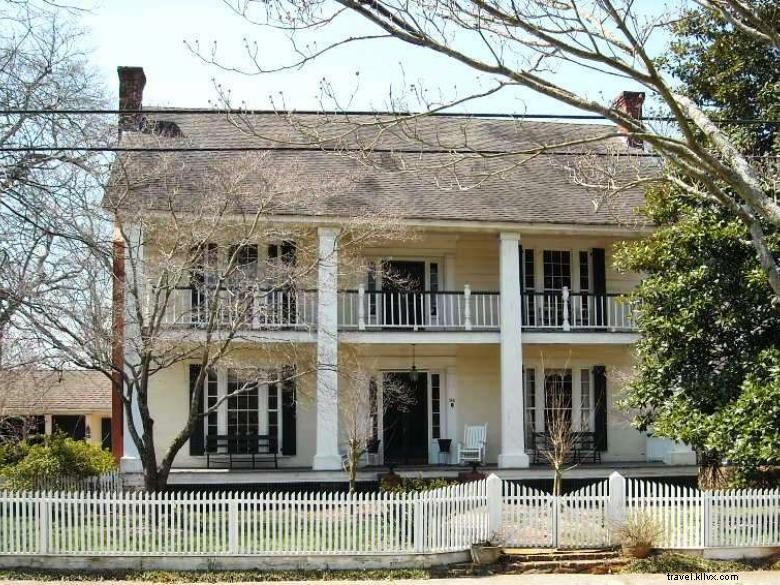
383,372,429,465
383,261,426,327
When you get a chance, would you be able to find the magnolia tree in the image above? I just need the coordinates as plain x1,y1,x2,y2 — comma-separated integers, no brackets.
198,0,780,301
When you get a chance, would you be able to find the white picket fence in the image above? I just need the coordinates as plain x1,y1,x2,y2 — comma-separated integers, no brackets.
627,478,780,549
0,479,488,556
502,480,609,548
0,473,778,557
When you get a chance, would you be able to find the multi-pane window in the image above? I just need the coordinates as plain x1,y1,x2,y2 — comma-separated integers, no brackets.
430,263,439,317
524,249,535,291
543,251,572,290
191,243,218,322
580,369,592,431
267,375,279,453
431,374,441,439
544,369,573,432
369,378,379,441
227,371,259,437
543,251,571,325
205,369,219,439
524,368,536,447
579,251,590,292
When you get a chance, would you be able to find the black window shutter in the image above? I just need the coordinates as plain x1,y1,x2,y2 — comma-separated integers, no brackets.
592,248,607,326
280,241,297,265
189,364,205,456
593,365,608,451
281,368,297,455
267,244,279,260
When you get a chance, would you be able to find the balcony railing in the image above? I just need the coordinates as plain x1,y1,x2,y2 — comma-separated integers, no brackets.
160,287,318,329
338,286,500,330
157,286,635,333
523,289,635,331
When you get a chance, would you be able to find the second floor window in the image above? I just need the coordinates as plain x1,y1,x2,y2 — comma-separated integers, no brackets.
543,250,572,291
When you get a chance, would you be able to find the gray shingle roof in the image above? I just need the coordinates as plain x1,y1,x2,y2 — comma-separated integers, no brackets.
109,112,654,227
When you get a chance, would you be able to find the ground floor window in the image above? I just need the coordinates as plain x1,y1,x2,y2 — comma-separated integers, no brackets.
525,365,597,442
544,369,573,432
203,369,282,453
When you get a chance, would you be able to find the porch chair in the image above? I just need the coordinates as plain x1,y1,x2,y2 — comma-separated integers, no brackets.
457,424,487,465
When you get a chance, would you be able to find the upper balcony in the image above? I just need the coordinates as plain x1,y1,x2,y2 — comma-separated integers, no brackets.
337,287,635,332
159,286,635,336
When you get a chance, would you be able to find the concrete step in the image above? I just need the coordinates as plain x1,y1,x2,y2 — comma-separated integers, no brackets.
503,557,627,574
503,547,621,562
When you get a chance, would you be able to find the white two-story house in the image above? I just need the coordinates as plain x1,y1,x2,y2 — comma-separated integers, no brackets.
110,67,696,486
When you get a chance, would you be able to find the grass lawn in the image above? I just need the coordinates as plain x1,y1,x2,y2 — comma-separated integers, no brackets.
620,552,780,574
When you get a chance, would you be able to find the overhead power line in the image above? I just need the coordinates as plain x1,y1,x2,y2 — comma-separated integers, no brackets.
0,145,665,157
0,108,778,125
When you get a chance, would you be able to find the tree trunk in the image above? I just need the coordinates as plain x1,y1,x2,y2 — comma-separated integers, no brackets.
553,467,562,497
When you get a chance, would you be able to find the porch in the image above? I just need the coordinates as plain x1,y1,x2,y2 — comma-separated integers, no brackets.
162,461,698,486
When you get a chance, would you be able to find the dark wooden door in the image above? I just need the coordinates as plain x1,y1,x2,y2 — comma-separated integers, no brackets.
383,261,426,327
383,372,429,465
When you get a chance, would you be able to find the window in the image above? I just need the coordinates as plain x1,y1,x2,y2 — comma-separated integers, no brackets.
544,369,572,432
579,251,590,292
430,263,439,317
190,243,218,322
227,371,259,437
543,251,572,290
524,249,535,291
369,378,379,441
580,369,592,431
543,251,571,326
431,373,441,439
524,368,536,447
205,369,219,439
267,374,279,452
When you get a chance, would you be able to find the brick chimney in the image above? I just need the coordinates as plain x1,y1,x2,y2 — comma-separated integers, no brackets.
117,66,146,132
612,91,645,148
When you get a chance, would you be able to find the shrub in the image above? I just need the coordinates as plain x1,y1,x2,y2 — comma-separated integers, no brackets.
614,510,663,551
380,476,459,493
0,434,116,490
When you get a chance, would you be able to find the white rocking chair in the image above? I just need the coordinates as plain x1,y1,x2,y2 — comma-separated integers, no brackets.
457,424,487,465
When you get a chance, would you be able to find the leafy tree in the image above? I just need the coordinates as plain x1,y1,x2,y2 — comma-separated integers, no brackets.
615,2,780,484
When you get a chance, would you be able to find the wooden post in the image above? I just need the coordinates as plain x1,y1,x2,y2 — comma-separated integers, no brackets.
486,474,503,538
607,471,627,545
358,283,366,330
464,284,472,331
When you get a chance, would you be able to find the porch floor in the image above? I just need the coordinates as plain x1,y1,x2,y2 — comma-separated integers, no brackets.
165,461,698,485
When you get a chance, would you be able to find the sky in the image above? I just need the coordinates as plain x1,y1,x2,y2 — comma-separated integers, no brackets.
80,0,661,116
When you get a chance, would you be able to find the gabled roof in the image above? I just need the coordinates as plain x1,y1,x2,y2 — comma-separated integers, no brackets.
108,111,654,228
0,370,111,416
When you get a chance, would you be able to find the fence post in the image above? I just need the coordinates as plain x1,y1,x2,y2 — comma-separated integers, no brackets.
486,474,502,539
464,285,473,331
607,472,627,545
552,496,560,548
413,492,425,552
228,497,239,554
38,495,50,554
358,284,366,330
702,490,711,548
562,286,571,331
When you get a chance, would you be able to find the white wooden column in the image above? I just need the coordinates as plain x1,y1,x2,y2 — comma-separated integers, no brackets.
313,226,342,470
121,224,143,473
498,232,530,468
